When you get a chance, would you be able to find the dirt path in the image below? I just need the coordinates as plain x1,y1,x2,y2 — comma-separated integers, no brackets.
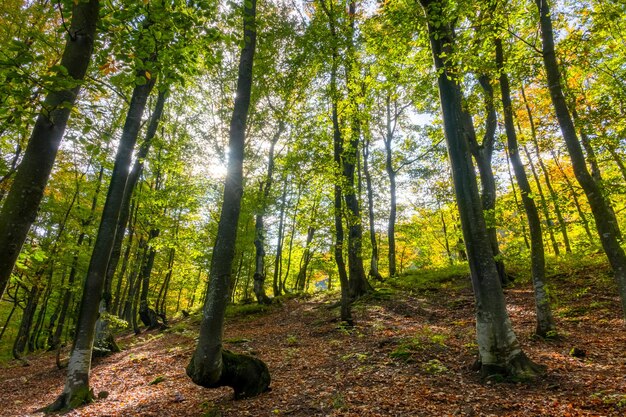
1,279,626,416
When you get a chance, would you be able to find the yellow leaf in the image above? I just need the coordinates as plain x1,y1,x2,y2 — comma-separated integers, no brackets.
145,71,151,80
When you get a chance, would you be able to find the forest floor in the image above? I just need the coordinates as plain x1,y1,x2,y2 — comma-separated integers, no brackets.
2,259,626,416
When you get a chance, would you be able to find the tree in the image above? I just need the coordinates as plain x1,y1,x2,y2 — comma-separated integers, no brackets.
418,0,543,378
495,37,555,337
0,0,100,298
535,0,626,319
186,0,270,398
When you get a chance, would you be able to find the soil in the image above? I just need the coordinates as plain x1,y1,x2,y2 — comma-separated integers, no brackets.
1,273,625,416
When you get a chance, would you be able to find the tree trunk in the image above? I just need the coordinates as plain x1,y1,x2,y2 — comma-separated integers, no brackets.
49,72,156,410
420,0,543,378
320,0,352,324
105,89,168,314
187,0,270,398
138,229,161,330
343,0,372,299
504,147,530,249
521,143,560,255
0,0,99,298
550,149,595,243
467,75,507,285
272,179,288,297
253,122,284,304
363,130,383,280
496,38,556,337
536,0,626,320
520,85,571,254
383,97,398,277
13,283,41,359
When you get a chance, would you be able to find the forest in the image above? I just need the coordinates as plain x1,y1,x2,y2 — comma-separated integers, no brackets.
1,0,625,415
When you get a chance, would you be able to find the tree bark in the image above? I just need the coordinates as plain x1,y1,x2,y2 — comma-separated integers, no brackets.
49,71,156,410
419,0,543,378
343,0,372,298
536,0,626,320
520,85,571,254
0,0,99,298
467,75,508,284
320,0,352,324
187,0,270,398
496,38,555,337
362,131,383,280
253,122,284,304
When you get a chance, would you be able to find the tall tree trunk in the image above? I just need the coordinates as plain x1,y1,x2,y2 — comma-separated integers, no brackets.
504,147,530,250
253,122,284,304
521,85,571,254
272,179,288,297
536,0,626,319
343,0,372,299
522,143,560,255
186,0,270,398
0,0,99,298
137,227,161,330
550,149,595,243
105,89,168,314
13,282,41,359
363,129,383,280
496,38,555,337
320,0,352,324
383,97,398,277
467,75,508,285
49,71,156,410
420,0,543,378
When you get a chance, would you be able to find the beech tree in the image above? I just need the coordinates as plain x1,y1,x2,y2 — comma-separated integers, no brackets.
535,0,626,319
418,0,543,378
0,0,100,298
187,0,270,398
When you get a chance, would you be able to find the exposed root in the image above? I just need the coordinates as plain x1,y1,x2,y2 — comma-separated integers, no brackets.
187,349,271,399
479,352,546,382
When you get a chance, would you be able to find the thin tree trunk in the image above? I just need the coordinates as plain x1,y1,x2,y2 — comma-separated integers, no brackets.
187,0,270,398
536,0,626,320
363,129,383,280
504,147,530,249
342,0,372,299
320,0,352,324
467,75,508,284
496,38,556,337
521,85,571,253
253,122,284,304
550,149,595,243
50,69,156,409
0,1,99,298
105,89,168,313
13,282,41,359
272,178,288,297
522,143,560,255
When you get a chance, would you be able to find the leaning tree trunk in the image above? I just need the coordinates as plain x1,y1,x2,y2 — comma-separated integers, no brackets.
496,38,556,337
187,0,270,399
0,0,99,298
105,89,168,314
536,0,626,320
420,0,544,378
48,72,156,410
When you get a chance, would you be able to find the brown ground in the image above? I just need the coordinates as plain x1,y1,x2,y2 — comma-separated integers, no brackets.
1,272,626,416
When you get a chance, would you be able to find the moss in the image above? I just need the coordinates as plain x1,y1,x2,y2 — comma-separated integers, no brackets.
68,385,95,409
